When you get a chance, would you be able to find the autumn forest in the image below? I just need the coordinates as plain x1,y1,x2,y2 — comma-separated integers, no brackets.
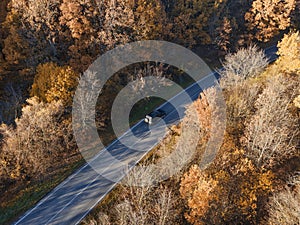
0,0,299,224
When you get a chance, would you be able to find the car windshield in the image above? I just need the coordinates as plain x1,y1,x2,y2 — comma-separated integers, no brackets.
149,111,159,117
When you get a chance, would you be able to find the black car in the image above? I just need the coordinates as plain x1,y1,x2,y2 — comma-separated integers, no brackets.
144,109,166,125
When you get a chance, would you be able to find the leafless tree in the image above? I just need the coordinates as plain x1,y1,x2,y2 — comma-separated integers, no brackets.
242,75,299,167
219,45,268,85
99,163,177,225
219,45,268,136
129,63,172,96
0,97,73,182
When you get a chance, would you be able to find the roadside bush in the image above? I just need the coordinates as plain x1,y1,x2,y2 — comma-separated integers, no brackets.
220,45,267,133
83,164,181,225
219,46,267,140
222,80,261,136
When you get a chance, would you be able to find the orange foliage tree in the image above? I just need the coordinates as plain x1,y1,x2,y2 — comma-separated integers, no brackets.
180,138,274,224
245,0,296,42
59,0,105,72
180,165,218,225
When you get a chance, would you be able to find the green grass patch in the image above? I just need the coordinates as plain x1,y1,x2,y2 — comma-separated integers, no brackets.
128,76,195,125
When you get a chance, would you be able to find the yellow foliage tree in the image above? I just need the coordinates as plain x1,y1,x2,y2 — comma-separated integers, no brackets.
133,0,170,40
276,31,300,75
31,62,78,105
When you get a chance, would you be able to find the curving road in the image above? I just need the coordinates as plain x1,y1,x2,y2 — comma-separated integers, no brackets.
13,46,277,225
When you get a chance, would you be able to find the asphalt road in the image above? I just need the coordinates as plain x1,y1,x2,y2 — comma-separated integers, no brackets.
13,46,277,225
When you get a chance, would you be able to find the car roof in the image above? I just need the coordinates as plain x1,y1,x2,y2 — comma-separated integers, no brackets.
148,109,165,117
